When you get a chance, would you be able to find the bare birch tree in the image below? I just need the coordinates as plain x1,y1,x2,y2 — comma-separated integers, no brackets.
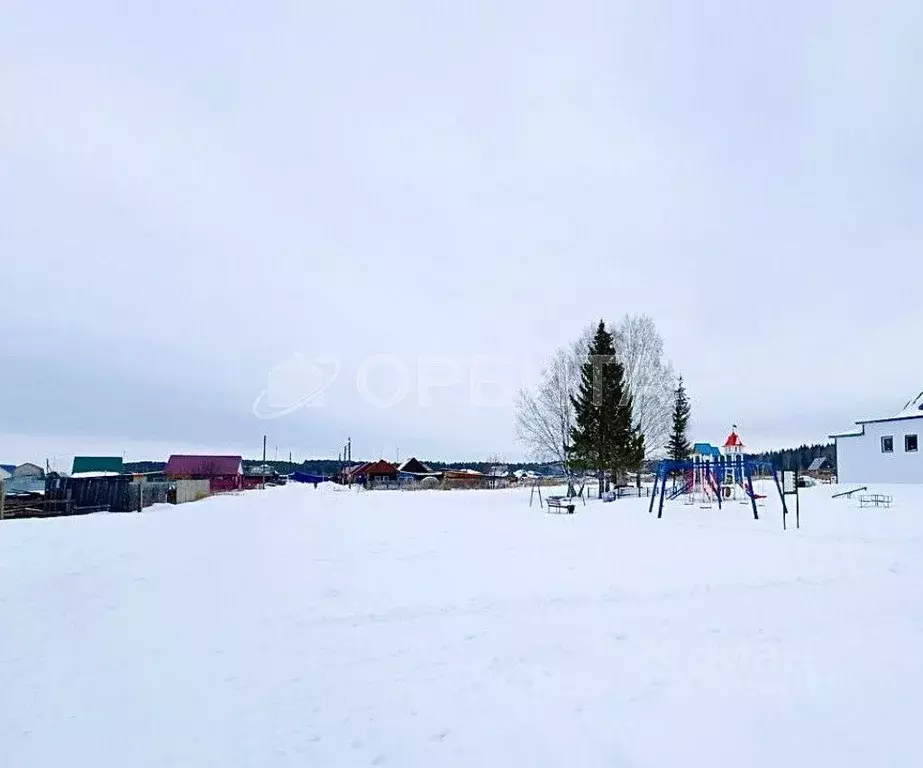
514,336,587,470
516,316,673,467
612,313,675,458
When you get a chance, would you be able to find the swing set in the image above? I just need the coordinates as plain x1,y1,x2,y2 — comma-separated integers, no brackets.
649,457,780,520
529,475,588,513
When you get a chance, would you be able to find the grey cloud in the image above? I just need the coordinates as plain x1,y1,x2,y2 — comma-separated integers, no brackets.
1,0,920,459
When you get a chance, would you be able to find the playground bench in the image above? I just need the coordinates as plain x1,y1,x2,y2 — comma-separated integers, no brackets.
859,493,892,509
546,496,576,514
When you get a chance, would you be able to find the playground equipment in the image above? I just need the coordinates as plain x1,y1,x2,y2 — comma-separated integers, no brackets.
688,429,769,504
649,456,782,520
546,496,576,513
529,475,586,513
858,493,892,508
832,486,867,499
650,427,789,523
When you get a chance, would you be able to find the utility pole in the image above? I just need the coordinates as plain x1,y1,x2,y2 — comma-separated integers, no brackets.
262,435,267,490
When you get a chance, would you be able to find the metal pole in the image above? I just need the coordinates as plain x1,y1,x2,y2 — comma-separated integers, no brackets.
649,464,660,514
744,463,759,520
0,478,4,521
262,435,267,490
657,467,669,518
772,468,789,529
795,470,801,529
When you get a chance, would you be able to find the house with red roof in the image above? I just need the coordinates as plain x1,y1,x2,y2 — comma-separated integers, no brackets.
164,455,243,493
342,460,399,487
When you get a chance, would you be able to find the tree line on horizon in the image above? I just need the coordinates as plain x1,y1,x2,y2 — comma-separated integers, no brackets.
121,458,571,477
748,443,836,472
122,441,835,479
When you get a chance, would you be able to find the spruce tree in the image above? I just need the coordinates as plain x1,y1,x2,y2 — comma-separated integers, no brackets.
666,375,692,463
569,320,641,496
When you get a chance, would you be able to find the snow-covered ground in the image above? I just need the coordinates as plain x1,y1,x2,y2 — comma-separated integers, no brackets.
3,483,923,767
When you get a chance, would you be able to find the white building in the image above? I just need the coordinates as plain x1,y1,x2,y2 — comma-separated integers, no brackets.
830,391,923,484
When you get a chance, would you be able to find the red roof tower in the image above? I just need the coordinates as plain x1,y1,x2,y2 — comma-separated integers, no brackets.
723,426,745,455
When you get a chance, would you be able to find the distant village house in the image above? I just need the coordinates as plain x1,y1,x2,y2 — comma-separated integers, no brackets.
164,455,243,493
72,456,125,477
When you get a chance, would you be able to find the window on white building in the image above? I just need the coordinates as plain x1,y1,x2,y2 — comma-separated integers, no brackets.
906,434,918,453
881,436,894,453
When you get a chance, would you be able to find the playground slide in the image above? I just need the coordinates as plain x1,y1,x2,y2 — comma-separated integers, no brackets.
667,480,694,501
737,482,765,500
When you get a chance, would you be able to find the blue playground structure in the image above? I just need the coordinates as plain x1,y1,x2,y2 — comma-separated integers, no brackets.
649,456,785,520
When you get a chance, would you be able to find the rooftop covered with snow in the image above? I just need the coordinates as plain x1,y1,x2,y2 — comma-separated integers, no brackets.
831,389,923,438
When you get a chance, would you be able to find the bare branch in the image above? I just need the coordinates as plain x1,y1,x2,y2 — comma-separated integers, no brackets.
517,316,673,464
612,313,675,459
514,342,584,469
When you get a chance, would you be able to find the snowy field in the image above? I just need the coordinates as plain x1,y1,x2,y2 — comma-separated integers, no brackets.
3,483,923,767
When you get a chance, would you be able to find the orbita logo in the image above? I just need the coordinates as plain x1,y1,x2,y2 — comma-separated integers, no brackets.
252,354,340,419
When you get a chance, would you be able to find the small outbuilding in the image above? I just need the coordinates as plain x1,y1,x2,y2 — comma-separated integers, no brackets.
804,457,834,482
396,457,441,487
397,457,431,475
442,468,487,489
242,463,284,489
12,462,45,478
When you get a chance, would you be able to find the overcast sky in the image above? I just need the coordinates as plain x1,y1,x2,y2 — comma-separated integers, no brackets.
2,1,921,466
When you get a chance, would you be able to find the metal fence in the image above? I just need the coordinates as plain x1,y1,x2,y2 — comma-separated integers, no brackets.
174,479,210,504
128,479,211,511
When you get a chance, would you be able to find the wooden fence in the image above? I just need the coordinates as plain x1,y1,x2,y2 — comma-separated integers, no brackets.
1,477,213,520
46,474,136,513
